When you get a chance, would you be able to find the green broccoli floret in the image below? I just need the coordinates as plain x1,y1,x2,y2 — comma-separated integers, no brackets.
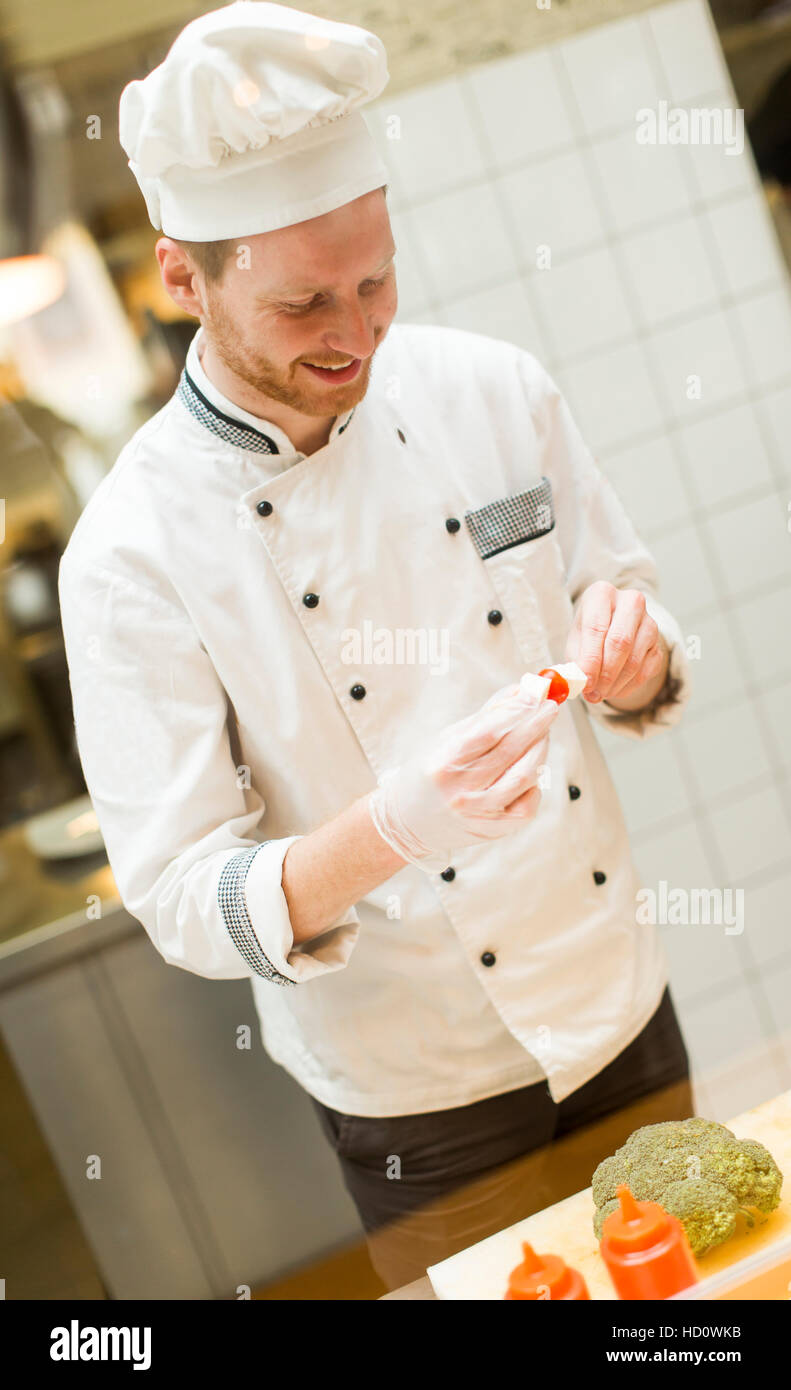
661,1179,739,1256
591,1117,783,1258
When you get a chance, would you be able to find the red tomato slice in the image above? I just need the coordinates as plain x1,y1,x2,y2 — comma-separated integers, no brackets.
538,668,570,704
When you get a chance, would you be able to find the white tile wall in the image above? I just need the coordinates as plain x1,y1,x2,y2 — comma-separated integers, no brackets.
496,151,607,261
560,15,663,138
369,0,791,1105
743,872,791,968
671,610,744,711
704,195,789,297
704,493,790,597
618,213,722,329
468,47,577,166
682,105,760,201
602,436,689,537
608,737,691,834
441,278,549,359
631,817,716,887
709,786,789,883
404,183,520,301
529,245,637,358
731,584,791,682
648,0,728,101
757,682,791,770
589,127,692,233
733,285,791,391
675,403,775,509
761,384,791,465
644,521,719,620
561,341,666,448
648,308,750,422
675,697,772,802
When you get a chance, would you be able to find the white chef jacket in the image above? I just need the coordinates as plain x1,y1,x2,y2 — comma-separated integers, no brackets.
58,320,692,1117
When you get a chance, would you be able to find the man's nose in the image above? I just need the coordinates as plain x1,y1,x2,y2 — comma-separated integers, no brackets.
322,299,380,359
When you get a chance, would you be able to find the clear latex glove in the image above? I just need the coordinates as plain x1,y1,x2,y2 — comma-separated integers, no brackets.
367,681,561,872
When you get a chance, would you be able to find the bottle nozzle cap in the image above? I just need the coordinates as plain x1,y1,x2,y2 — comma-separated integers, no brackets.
603,1184,671,1252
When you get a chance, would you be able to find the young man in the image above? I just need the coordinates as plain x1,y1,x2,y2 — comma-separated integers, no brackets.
59,3,693,1291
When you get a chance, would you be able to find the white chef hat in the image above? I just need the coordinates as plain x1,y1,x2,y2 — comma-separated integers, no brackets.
118,1,390,241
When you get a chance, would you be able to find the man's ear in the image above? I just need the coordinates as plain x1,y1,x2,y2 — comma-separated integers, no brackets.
155,238,205,319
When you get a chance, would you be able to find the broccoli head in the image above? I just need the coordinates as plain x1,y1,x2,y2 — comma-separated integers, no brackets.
591,1117,783,1258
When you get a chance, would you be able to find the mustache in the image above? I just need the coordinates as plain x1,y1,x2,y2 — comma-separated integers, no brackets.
298,355,367,368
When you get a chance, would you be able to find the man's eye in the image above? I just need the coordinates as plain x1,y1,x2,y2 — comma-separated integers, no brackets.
280,272,391,313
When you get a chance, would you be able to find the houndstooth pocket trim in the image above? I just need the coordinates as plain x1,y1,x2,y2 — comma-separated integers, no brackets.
464,477,555,560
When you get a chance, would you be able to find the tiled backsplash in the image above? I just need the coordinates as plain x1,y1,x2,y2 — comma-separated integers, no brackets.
369,0,791,1119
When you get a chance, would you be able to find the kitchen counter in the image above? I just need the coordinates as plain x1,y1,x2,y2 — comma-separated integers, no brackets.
0,817,136,987
0,815,119,943
0,814,364,1298
380,1089,791,1300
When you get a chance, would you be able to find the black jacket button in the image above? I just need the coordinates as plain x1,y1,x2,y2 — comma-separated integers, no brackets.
440,866,455,881
257,500,273,516
568,785,581,800
487,610,503,625
445,517,460,534
593,870,606,885
481,951,496,967
397,428,406,444
350,684,366,700
303,592,319,608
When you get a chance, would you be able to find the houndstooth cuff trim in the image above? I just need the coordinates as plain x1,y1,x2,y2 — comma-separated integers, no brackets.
464,477,555,559
218,843,295,986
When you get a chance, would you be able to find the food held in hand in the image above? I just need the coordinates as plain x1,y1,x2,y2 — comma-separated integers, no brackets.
505,1240,589,1300
599,1185,699,1300
488,662,588,709
537,661,588,704
592,1117,783,1258
538,668,569,703
510,660,587,707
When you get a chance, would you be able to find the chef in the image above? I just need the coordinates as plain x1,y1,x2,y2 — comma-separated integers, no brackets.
58,1,695,1291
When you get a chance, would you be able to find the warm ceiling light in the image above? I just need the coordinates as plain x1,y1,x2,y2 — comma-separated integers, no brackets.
0,254,65,327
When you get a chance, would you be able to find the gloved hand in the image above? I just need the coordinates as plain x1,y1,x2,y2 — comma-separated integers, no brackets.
367,679,561,870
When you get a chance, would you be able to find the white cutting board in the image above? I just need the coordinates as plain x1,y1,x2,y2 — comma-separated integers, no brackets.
427,1089,791,1299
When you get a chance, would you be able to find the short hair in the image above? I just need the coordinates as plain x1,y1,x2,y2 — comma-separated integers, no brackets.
174,236,238,286
174,183,389,286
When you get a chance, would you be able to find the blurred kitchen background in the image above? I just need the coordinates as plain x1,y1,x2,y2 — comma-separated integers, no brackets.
0,0,790,1300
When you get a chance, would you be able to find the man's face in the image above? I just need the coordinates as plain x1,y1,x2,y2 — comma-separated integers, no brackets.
197,188,397,417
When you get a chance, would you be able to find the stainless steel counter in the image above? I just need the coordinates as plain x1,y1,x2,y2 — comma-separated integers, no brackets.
0,822,364,1297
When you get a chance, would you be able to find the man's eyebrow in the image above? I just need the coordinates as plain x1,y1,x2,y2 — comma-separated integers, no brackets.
259,248,397,301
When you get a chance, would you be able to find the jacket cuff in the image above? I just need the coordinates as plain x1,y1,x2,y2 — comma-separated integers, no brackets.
583,594,692,741
219,837,360,985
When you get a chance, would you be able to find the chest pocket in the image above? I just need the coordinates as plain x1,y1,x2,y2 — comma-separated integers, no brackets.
464,476,574,669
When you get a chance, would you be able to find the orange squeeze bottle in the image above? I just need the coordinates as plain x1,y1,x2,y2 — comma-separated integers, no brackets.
505,1241,590,1300
599,1185,699,1300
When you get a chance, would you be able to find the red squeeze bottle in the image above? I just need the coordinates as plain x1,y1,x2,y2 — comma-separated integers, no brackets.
505,1241,590,1300
599,1185,699,1300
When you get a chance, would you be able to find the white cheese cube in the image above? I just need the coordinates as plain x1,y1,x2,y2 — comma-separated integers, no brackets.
517,672,552,703
550,661,589,700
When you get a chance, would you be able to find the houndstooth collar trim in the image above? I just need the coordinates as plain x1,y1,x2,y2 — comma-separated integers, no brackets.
176,365,356,456
177,367,281,454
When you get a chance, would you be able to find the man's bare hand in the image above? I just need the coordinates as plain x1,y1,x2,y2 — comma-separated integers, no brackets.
565,581,669,711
